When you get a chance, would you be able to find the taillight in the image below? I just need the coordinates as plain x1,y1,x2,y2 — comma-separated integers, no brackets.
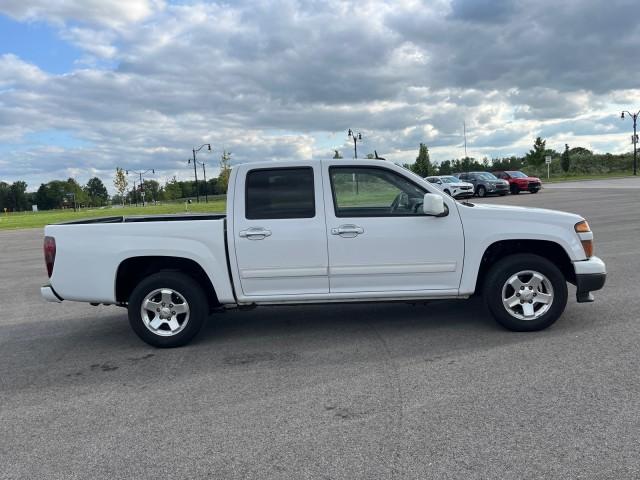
44,236,56,278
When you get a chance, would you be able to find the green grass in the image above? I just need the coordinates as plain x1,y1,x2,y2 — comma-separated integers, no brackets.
542,172,636,183
0,200,227,231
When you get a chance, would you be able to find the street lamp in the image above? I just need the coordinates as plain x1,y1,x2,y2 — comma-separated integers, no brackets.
621,110,639,176
347,129,363,159
188,144,212,203
126,169,155,206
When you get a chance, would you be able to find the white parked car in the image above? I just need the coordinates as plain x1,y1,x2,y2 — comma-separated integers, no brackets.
425,175,474,198
42,158,606,347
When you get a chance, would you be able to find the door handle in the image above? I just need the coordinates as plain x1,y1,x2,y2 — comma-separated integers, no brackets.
239,227,272,240
331,224,364,238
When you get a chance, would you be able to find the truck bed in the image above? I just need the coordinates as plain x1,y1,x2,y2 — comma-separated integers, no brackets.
45,214,234,304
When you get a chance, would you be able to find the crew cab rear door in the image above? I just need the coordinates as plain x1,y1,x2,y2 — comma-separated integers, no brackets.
322,161,464,294
231,162,329,297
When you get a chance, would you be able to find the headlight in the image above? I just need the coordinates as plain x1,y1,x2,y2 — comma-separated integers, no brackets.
575,221,590,233
575,221,594,257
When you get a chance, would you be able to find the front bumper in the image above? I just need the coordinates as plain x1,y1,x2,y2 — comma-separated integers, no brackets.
488,184,509,194
41,285,63,303
454,190,474,199
573,256,606,303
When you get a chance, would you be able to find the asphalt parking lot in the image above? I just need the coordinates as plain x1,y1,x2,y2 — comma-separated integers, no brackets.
1,178,639,480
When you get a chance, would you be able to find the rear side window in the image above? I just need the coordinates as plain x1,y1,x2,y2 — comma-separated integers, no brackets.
245,167,315,219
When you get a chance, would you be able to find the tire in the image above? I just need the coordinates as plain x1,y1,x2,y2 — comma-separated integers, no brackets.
477,185,486,197
499,193,507,196
483,254,568,332
128,272,208,347
530,189,539,194
510,185,520,195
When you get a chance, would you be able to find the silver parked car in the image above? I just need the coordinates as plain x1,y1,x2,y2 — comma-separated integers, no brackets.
425,175,474,198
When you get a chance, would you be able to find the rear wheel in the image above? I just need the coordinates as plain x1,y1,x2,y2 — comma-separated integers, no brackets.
477,185,486,197
128,272,208,347
483,254,568,331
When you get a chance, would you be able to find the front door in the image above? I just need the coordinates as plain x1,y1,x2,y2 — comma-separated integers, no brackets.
323,163,464,294
232,164,329,297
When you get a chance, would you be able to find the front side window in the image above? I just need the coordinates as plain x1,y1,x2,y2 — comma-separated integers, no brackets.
441,176,458,184
330,167,426,217
245,167,315,219
477,172,498,180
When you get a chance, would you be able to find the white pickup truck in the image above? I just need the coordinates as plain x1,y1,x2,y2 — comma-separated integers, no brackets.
41,159,606,347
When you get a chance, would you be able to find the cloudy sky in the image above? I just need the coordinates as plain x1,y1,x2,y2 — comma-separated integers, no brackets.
1,0,639,191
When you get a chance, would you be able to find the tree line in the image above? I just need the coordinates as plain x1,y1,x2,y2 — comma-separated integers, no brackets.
0,177,108,212
1,139,635,212
403,138,635,178
0,150,234,212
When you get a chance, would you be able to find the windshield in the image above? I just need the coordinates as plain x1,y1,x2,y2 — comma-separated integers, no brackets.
440,176,459,183
476,172,497,180
507,171,527,178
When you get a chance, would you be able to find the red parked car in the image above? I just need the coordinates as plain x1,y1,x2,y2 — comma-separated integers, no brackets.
493,171,542,194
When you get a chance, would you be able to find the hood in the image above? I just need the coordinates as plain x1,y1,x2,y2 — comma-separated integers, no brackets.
449,181,473,187
515,176,541,182
458,202,582,227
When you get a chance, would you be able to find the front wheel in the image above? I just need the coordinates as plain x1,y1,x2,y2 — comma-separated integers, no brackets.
483,254,568,331
128,272,208,347
476,186,486,197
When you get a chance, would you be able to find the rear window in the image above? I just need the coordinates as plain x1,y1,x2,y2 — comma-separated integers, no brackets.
245,167,315,219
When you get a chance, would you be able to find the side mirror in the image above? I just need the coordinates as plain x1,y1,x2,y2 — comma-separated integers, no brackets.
423,193,446,216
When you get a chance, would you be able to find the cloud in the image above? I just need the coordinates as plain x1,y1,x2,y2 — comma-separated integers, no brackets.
0,0,163,28
1,0,640,190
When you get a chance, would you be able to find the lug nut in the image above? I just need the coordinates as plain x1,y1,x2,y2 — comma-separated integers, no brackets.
169,304,173,308
520,286,524,290
156,308,160,312
516,293,520,297
528,300,533,304
172,311,176,315
529,286,533,290
161,303,165,306
533,293,537,297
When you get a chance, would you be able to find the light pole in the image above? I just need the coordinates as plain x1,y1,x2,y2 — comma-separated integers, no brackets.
189,144,212,203
347,129,362,159
126,169,155,206
621,110,639,176
347,129,363,195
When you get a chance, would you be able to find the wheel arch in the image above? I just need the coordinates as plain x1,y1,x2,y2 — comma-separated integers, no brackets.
115,256,220,310
474,239,575,294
